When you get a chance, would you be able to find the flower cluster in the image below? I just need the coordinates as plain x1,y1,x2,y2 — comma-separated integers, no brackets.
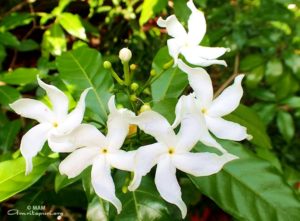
10,0,249,218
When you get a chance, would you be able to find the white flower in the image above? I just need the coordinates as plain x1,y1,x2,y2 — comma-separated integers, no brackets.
173,60,250,153
128,110,237,218
157,0,228,67
58,96,136,214
9,76,91,174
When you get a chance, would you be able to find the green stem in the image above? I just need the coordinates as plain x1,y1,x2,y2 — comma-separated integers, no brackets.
110,69,124,85
123,61,131,86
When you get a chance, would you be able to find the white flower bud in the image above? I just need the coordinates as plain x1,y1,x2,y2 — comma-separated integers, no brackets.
119,48,132,62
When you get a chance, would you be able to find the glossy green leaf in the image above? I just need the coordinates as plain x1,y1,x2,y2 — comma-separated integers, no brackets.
0,120,21,153
265,58,283,84
114,172,175,221
273,73,299,100
56,47,113,123
42,23,67,56
245,65,265,88
252,103,277,126
152,98,177,123
17,39,39,52
240,54,265,72
0,31,20,48
225,104,272,149
54,173,81,193
281,96,300,109
276,110,295,142
285,53,300,76
0,12,32,31
190,141,300,221
59,13,87,40
0,85,20,105
86,196,109,221
0,44,6,68
0,68,40,85
0,157,54,202
151,47,188,102
139,0,168,26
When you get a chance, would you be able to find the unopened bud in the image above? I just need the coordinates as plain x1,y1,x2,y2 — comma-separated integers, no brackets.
140,103,151,112
119,48,132,62
150,69,156,76
130,94,137,102
130,64,137,71
130,82,139,91
116,104,124,109
103,61,112,69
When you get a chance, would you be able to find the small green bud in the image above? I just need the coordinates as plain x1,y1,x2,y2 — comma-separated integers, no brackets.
150,69,156,76
130,94,137,102
130,82,139,91
116,104,124,109
130,64,137,70
103,61,112,69
140,103,151,112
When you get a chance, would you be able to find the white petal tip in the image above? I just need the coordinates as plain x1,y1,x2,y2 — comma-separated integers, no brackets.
187,0,197,12
157,17,166,27
246,134,253,141
178,200,187,218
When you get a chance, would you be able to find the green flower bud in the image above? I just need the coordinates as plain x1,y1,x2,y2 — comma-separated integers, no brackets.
103,61,112,69
140,103,151,112
130,94,137,102
130,82,139,91
150,69,156,76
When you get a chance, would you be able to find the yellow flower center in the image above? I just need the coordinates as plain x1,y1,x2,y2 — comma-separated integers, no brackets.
168,147,175,155
201,108,207,115
53,122,59,128
100,148,108,154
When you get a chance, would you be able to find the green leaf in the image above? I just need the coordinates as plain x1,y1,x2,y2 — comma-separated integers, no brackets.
190,141,300,221
86,196,109,221
0,85,20,105
0,12,33,31
285,53,300,77
0,68,40,85
265,58,283,84
225,105,272,149
252,103,277,126
59,13,87,40
17,39,39,52
114,172,175,221
42,23,67,56
0,31,20,48
152,98,177,123
240,54,265,72
0,120,21,153
54,173,81,193
276,110,295,142
151,47,188,102
0,157,54,202
139,0,168,26
245,65,265,88
0,44,7,68
56,47,113,123
281,96,300,109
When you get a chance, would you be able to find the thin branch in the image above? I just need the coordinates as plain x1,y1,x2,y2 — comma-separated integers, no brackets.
214,53,240,98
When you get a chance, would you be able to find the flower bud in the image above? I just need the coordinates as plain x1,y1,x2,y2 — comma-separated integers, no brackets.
130,64,137,71
150,69,156,76
130,82,139,91
116,104,124,109
103,61,112,69
130,94,137,102
119,48,132,62
140,103,151,112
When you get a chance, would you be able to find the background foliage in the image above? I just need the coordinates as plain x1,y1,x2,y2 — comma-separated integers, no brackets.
0,0,300,220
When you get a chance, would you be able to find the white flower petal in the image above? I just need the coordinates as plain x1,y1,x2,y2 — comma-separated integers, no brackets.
37,76,69,121
106,96,135,150
194,46,228,59
49,124,106,152
157,15,187,40
208,75,245,117
10,99,54,123
108,150,136,171
187,0,206,45
206,116,249,141
134,111,177,147
56,88,91,134
173,152,238,176
181,47,227,67
172,94,194,129
20,123,52,175
59,146,98,178
177,60,213,108
91,156,122,214
167,38,182,65
155,156,187,218
128,143,166,191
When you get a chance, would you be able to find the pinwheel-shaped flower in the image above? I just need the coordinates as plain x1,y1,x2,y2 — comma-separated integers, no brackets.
9,77,91,174
173,60,250,153
157,0,228,67
58,96,136,214
128,110,237,218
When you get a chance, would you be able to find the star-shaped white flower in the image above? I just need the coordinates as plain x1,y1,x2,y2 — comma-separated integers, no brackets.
173,60,250,153
9,77,91,175
157,0,228,67
128,110,237,218
58,96,136,214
